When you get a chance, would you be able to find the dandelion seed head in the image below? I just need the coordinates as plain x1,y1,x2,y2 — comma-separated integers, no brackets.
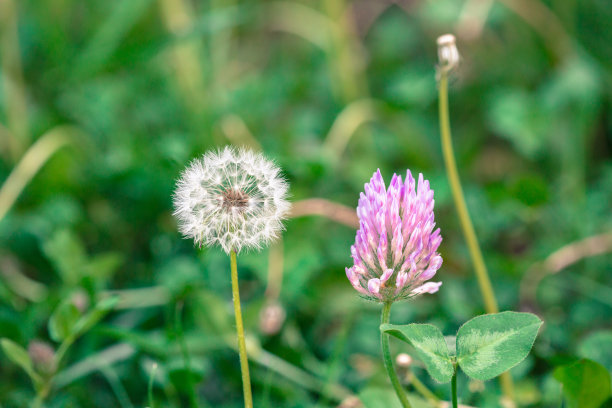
346,169,442,303
173,146,290,254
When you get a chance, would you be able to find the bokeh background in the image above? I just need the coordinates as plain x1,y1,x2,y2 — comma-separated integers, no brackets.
1,0,611,407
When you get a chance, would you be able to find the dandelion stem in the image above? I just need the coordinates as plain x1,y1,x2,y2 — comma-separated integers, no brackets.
438,70,515,402
381,302,412,408
438,72,498,314
230,250,253,408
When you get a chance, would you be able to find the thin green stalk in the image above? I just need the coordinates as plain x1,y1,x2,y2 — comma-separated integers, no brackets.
381,302,412,408
451,364,458,408
438,73,498,314
0,0,29,161
148,363,158,408
438,70,515,402
230,250,253,408
175,301,199,408
408,371,441,407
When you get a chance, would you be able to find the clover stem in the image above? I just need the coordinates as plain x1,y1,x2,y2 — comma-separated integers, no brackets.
231,250,253,408
451,365,458,408
381,302,412,408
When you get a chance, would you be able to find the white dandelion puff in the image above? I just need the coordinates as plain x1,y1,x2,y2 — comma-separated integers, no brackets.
173,146,290,254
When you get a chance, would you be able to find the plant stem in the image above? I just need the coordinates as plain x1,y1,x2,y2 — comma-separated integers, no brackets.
438,71,515,403
451,366,458,408
438,72,498,314
148,363,158,408
230,250,253,408
381,302,412,408
408,371,441,407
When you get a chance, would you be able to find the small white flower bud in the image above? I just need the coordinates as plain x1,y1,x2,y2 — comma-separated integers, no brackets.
338,396,363,408
437,34,460,72
395,353,413,368
259,301,286,335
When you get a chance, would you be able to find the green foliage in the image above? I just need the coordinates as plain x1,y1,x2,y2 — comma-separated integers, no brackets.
71,296,119,340
358,387,430,408
48,300,81,342
0,339,40,385
381,324,454,383
578,330,612,371
382,312,542,384
0,0,611,406
554,359,612,408
42,230,88,286
456,312,542,381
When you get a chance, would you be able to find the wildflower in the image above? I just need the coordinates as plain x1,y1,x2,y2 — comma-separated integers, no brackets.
437,33,460,73
346,169,442,302
173,146,289,254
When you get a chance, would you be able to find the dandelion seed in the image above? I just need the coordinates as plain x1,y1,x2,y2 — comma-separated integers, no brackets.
346,169,442,303
173,146,290,254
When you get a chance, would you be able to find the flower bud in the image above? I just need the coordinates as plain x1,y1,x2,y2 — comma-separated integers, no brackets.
28,340,56,375
259,301,286,335
437,34,460,72
71,290,89,313
395,353,413,368
338,396,363,408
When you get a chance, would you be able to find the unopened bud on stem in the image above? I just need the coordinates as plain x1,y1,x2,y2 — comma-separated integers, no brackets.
437,34,460,73
396,353,413,368
28,340,56,375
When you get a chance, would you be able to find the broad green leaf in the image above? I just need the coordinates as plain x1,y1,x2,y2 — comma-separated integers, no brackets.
456,311,542,381
578,330,612,371
42,229,87,285
358,387,430,408
554,359,611,408
49,300,81,342
381,323,454,383
1,338,41,383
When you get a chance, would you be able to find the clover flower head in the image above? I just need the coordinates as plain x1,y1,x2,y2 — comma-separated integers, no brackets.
345,169,442,303
173,146,290,254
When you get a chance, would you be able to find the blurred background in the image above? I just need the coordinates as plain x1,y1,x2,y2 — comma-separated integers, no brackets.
1,0,611,407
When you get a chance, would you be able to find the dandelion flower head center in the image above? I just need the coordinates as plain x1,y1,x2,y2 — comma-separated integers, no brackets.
220,188,250,211
173,147,289,253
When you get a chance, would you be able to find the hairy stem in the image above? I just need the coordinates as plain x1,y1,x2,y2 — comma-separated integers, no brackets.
230,250,253,408
381,302,412,408
438,71,514,402
451,366,458,408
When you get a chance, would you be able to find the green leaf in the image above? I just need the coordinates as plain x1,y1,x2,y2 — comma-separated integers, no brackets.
554,359,611,408
456,311,542,381
381,323,454,383
42,229,88,285
49,300,82,342
578,330,612,371
1,338,41,383
72,296,119,338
